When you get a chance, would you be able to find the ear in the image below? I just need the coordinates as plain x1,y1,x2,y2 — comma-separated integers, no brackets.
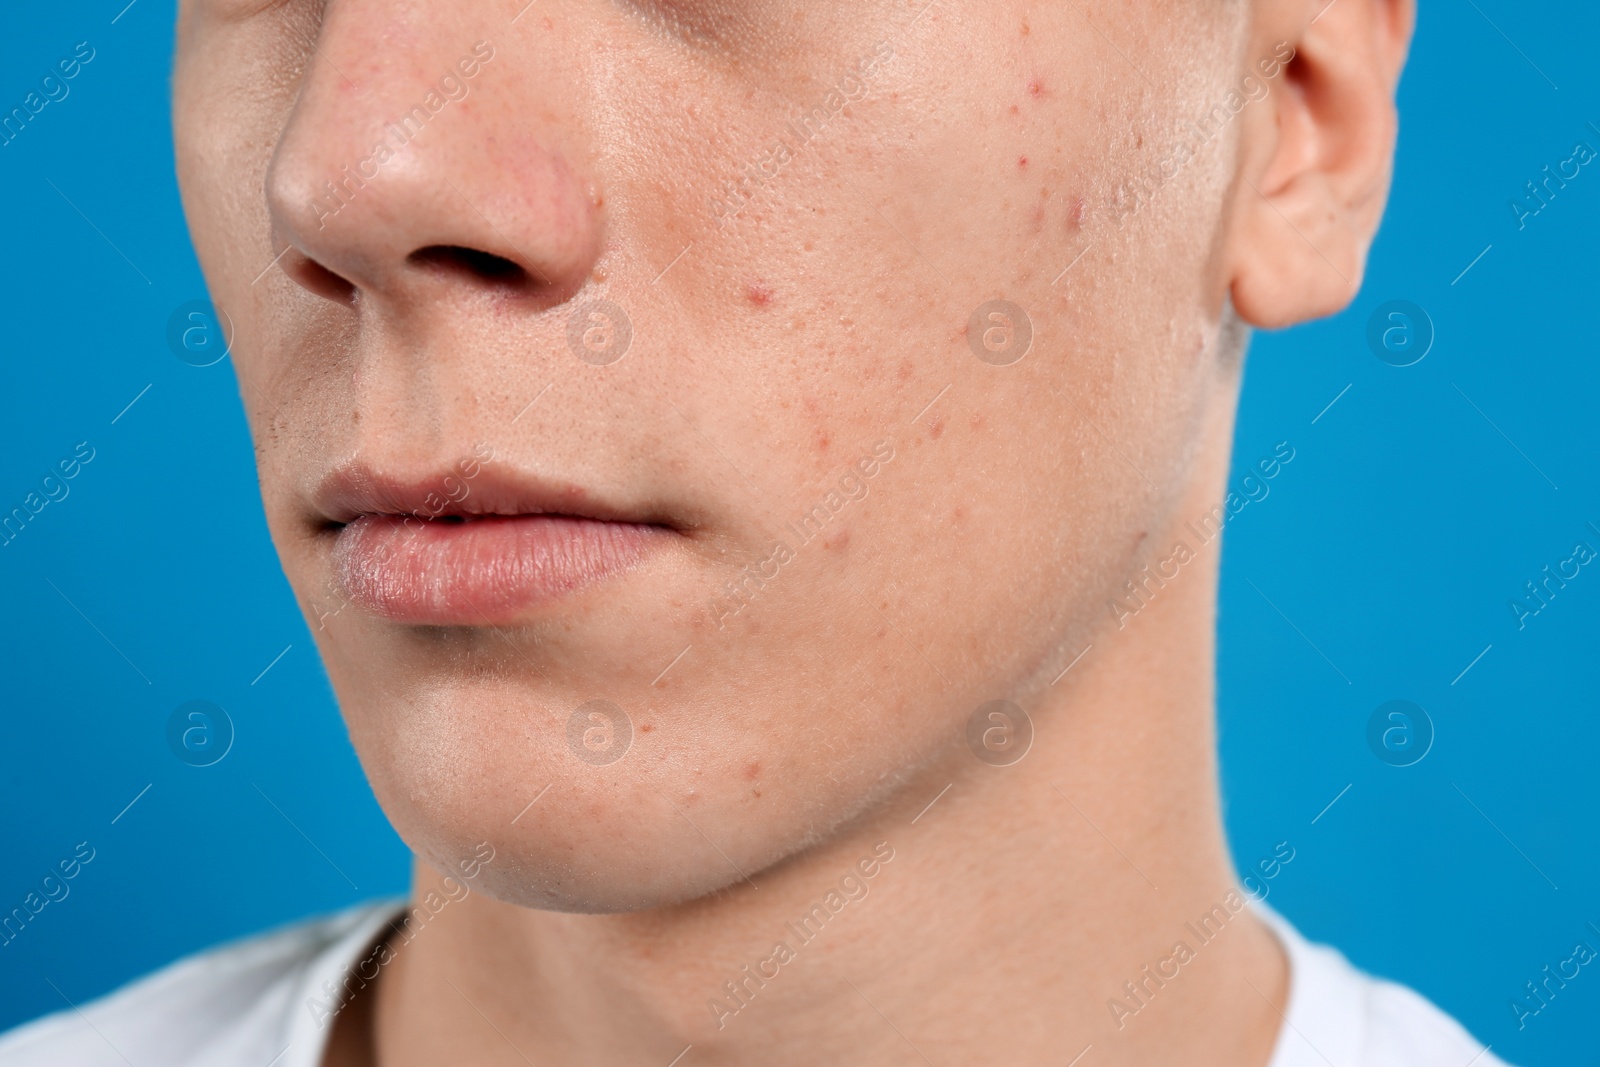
1226,0,1415,329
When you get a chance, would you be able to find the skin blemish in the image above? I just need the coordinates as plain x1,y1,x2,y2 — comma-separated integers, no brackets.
554,484,592,509
1066,196,1086,230
823,527,850,552
747,281,774,307
1028,79,1044,98
928,416,944,440
640,723,654,733
744,761,761,781
815,431,831,452
1017,155,1028,169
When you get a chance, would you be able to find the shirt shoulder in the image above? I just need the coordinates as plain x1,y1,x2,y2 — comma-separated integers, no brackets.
1259,905,1511,1067
0,901,403,1067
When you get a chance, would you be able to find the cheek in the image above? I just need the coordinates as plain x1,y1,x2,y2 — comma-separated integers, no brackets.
193,0,1239,912
174,24,323,470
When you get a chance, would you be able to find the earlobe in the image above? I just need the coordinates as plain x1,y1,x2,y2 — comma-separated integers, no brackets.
1227,0,1415,330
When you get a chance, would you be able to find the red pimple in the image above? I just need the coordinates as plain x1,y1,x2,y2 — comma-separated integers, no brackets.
1028,79,1044,97
1018,155,1029,169
747,282,774,307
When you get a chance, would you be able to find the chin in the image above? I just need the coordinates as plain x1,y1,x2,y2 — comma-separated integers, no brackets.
341,678,922,915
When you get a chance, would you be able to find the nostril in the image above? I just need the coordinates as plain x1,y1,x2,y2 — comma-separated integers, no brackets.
286,254,358,306
408,245,531,290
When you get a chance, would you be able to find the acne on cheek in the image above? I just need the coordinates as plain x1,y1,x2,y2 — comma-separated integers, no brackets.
1005,75,1094,242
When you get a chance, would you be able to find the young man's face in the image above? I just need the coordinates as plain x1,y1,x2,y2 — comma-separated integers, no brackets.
172,0,1359,910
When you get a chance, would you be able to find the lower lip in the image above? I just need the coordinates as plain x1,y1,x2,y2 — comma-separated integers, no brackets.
331,514,668,625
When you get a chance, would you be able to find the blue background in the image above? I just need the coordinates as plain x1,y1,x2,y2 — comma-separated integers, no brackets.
1,2,1595,1062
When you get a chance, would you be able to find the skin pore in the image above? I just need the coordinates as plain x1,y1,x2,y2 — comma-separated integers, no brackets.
171,0,1411,1064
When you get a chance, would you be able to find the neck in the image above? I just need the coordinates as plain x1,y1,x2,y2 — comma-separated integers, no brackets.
358,391,1288,1067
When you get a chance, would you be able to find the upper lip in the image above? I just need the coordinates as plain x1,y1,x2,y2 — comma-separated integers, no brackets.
311,460,675,529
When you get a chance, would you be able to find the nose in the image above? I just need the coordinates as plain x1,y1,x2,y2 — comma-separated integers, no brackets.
264,5,600,311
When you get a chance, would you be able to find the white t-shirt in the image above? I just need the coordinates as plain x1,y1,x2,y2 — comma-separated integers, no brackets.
0,901,1509,1066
